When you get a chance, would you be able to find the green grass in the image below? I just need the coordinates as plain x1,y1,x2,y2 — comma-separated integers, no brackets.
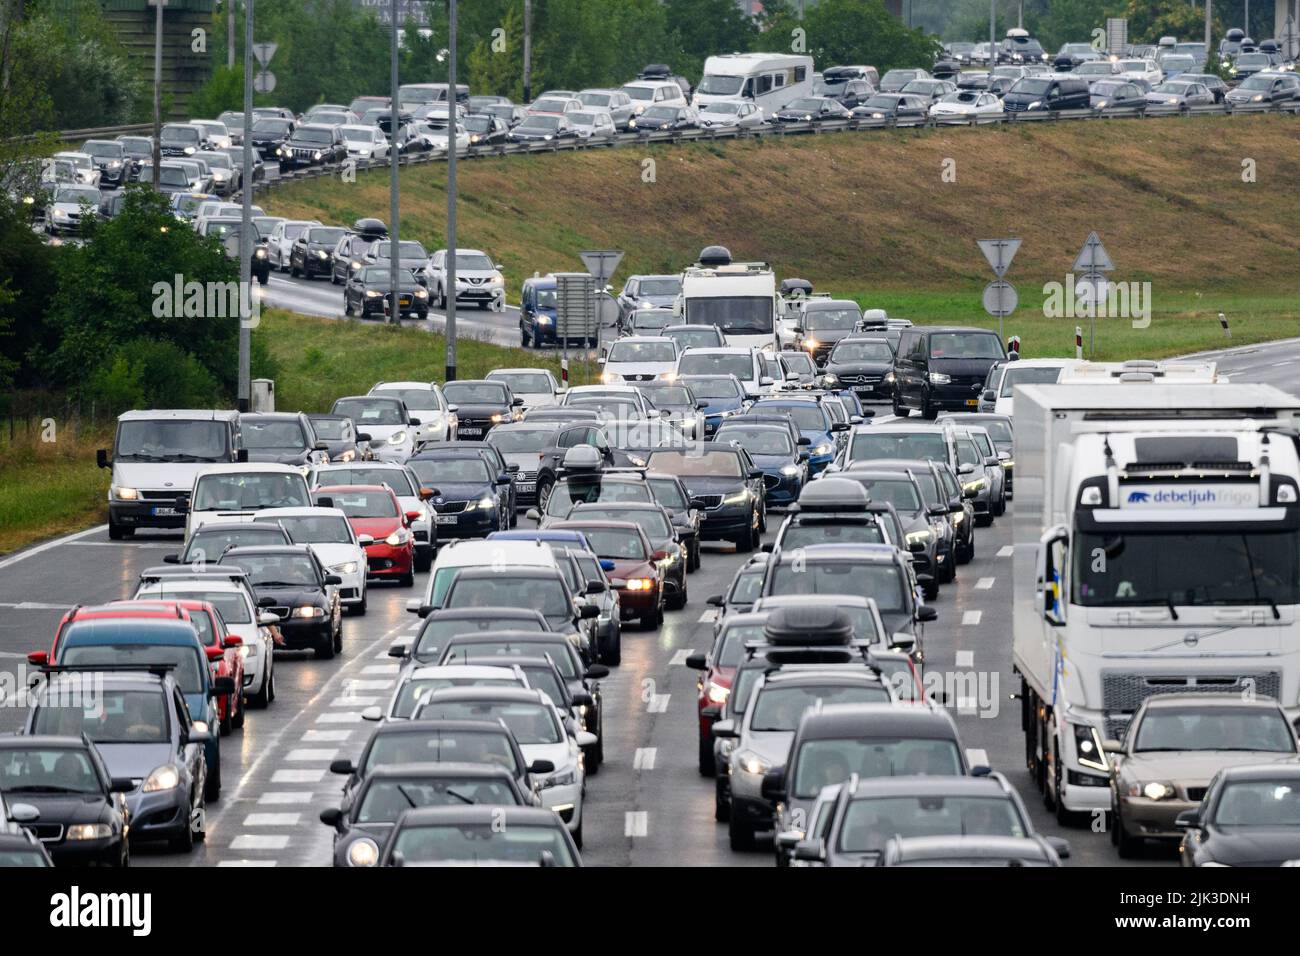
0,433,111,556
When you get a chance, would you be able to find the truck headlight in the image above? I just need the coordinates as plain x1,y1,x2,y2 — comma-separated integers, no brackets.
1073,723,1108,772
112,486,139,500
142,765,180,792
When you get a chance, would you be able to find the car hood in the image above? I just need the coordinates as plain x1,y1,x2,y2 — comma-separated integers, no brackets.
429,482,493,504
308,542,364,567
350,516,402,538
701,399,745,415
11,792,109,825
499,452,544,471
1122,751,1297,782
244,448,311,465
93,742,175,780
51,200,97,214
448,403,508,419
606,558,655,579
1202,826,1300,866
744,730,796,765
750,453,795,470
676,475,745,496
604,361,675,377
518,740,574,769
827,360,893,375
111,460,222,492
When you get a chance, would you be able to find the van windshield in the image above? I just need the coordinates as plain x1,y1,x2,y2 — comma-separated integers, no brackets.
116,419,230,462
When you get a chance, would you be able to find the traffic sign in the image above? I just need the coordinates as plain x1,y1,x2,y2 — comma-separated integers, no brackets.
253,42,278,69
579,250,624,288
982,280,1018,318
254,71,277,94
1073,231,1113,272
977,238,1021,278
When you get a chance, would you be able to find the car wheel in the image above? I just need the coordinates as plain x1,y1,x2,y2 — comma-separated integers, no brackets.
333,619,343,653
315,632,335,660
204,755,221,802
344,298,354,317
728,813,758,851
232,692,246,729
249,666,271,708
535,478,553,514
169,804,195,853
330,272,340,285
290,260,299,278
921,392,937,420
353,590,368,616
415,549,432,573
923,580,939,602
107,521,134,541
642,601,663,630
520,325,530,347
892,392,909,417
714,777,730,821
602,626,621,666
399,573,415,588
267,663,276,703
572,817,583,850
219,701,232,736
699,734,715,776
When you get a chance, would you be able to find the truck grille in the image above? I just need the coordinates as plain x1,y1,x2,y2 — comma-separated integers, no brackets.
1101,671,1281,738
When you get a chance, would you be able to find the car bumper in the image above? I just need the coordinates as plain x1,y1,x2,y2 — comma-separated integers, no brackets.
762,473,802,506
109,500,187,529
331,569,366,605
124,788,192,841
1118,795,1198,840
364,542,414,578
540,782,583,830
700,507,752,539
274,617,333,650
616,585,661,618
299,257,333,276
46,834,125,866
729,770,774,825
433,508,498,538
452,286,504,305
927,385,986,410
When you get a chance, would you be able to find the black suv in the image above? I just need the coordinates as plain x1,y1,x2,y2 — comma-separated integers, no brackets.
219,545,343,658
892,326,1007,418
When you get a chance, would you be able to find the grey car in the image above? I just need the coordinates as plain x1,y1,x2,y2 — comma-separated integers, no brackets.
575,88,635,129
1144,79,1215,108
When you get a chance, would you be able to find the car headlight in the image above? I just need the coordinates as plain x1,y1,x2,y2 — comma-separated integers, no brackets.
1253,94,1264,102
625,577,654,591
905,529,932,545
1027,100,1042,110
313,150,323,160
238,644,252,659
871,111,884,118
107,160,122,169
722,490,749,505
543,768,577,788
347,838,379,867
112,486,139,500
414,288,428,299
953,511,966,525
803,338,820,351
706,681,729,705
477,495,495,510
928,372,951,384
490,413,505,423
813,443,833,457
780,463,801,476
255,247,267,258
351,260,362,270
183,146,196,155
1073,723,1108,772
385,529,410,545
388,430,408,445
53,208,70,220
490,272,504,286
142,765,180,792
66,823,114,841
962,477,987,493
734,750,769,776
316,250,328,259
213,170,229,181
657,549,678,567
1140,781,1177,801
600,371,618,384
331,561,358,575
1094,99,1107,108
292,605,324,618
1002,458,1014,469
365,289,381,298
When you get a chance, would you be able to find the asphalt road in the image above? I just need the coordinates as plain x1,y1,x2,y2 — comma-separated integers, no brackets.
1,337,1295,866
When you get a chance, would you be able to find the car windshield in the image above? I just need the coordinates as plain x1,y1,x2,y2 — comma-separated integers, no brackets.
574,508,671,540
372,240,426,259
780,522,885,550
323,489,399,518
332,399,404,426
578,92,612,107
1074,530,1300,607
607,341,677,363
791,738,964,798
193,473,309,511
846,476,922,511
32,689,172,744
805,309,860,330
1239,75,1276,90
771,560,907,612
181,525,288,561
0,747,101,794
392,822,574,865
263,514,353,544
447,577,571,620
715,427,793,456
292,128,333,145
417,699,561,745
364,731,517,775
863,95,903,109
781,353,817,375
341,127,375,142
1213,781,1300,826
81,142,121,158
409,458,491,484
161,125,200,143
370,388,441,412
308,418,350,440
306,227,347,245
837,795,1024,852
158,589,250,625
357,777,519,822
115,419,229,461
251,120,291,136
832,341,894,363
956,439,982,467
1011,78,1052,96
545,479,652,515
317,466,416,496
241,419,307,450
413,616,546,662
569,112,601,125
1134,708,1296,753
645,478,688,511
850,432,946,463
443,383,508,405
393,677,521,718
684,377,742,399
646,449,742,478
752,684,889,732
683,297,773,335
1236,54,1269,67
222,553,318,588
64,641,202,694
641,386,692,407
489,373,551,395
486,427,555,453
519,115,562,131
754,403,827,432
929,333,1003,359
632,312,672,331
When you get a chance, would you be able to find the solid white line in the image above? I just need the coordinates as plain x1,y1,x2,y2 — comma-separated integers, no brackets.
646,694,670,713
975,577,995,590
0,524,106,571
0,601,74,610
696,610,716,624
243,813,301,827
271,768,326,784
632,747,657,770
668,649,694,666
258,792,314,805
285,748,338,762
996,545,1013,558
961,611,982,627
230,834,290,851
624,811,648,837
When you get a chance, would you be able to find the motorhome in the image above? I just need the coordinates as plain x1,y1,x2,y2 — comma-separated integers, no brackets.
692,53,815,114
675,245,778,352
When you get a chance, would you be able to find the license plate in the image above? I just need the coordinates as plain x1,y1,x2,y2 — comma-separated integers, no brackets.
436,515,459,525
459,428,482,437
151,506,178,516
399,297,411,306
516,481,536,493
965,399,979,406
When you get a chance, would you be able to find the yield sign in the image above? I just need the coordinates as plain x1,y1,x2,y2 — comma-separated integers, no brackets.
579,250,624,285
1073,231,1114,272
252,42,278,69
977,238,1021,278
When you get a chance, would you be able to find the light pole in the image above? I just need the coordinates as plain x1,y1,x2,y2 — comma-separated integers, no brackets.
237,0,253,410
989,0,996,75
388,0,400,326
445,0,458,382
522,0,532,105
150,0,163,188
1204,0,1212,55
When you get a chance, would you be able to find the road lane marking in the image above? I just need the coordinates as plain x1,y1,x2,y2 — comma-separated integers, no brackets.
632,748,657,770
0,601,74,610
258,792,314,805
329,696,378,707
218,859,277,866
955,650,975,667
668,649,695,666
975,577,995,590
315,712,363,723
624,811,648,837
230,834,290,851
646,694,670,713
271,768,325,784
996,545,1013,558
342,679,394,691
243,813,301,827
361,664,399,675
0,524,106,570
302,730,352,742
697,610,716,623
285,748,338,762
960,612,982,627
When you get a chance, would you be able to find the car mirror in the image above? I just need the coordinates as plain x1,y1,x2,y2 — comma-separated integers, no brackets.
706,593,724,607
319,807,344,828
916,605,938,623
512,397,524,407
696,401,710,409
685,652,707,670
163,553,180,564
222,635,243,648
419,487,435,500
408,418,421,427
585,580,605,595
585,664,610,680
528,759,555,775
1174,809,1200,829
689,498,707,510
1045,836,1071,859
949,497,964,510
747,468,764,480
329,759,355,776
797,436,811,445
927,505,948,518
983,456,999,467
908,539,925,553
579,603,600,619
356,432,372,442
962,487,977,500
760,768,786,801
982,389,996,402
1102,738,1125,754
571,691,594,707
8,803,39,824
831,422,850,432
357,533,374,546
915,573,935,586
257,612,281,626
711,718,738,738
598,559,616,572
792,839,825,862
316,496,334,509
321,574,342,586
187,727,213,745
405,510,422,522
957,463,975,475
361,705,383,722
526,508,541,522
575,730,598,749
109,777,135,794
759,377,774,387
257,595,278,608
205,646,226,663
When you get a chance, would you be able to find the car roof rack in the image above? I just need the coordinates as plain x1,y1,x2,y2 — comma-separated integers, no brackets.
41,663,176,677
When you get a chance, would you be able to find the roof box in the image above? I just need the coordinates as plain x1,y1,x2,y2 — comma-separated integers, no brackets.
780,278,813,296
560,445,603,472
354,217,388,238
763,606,854,647
789,477,871,513
698,245,732,267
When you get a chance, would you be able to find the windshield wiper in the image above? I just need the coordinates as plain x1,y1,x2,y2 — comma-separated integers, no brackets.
254,580,310,588
1125,597,1178,620
443,787,477,806
1237,595,1282,620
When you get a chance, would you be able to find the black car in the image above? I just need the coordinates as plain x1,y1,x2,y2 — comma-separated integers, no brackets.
1002,76,1090,112
307,413,372,462
714,420,809,509
774,97,852,123
507,114,579,143
0,735,132,867
463,112,510,146
115,134,154,180
1089,79,1147,111
404,449,511,537
344,266,430,320
219,545,343,658
833,466,947,598
238,411,329,467
281,123,347,168
644,444,765,551
430,440,521,517
289,225,349,279
248,117,295,161
1178,764,1300,867
159,122,204,157
824,335,897,403
321,762,532,867
892,325,1008,418
629,105,698,133
853,93,929,121
442,380,522,442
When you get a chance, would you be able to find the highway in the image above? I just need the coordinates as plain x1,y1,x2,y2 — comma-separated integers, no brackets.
1,337,1294,867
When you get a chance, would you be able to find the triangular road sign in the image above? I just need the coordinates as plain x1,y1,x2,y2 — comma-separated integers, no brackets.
253,42,278,69
1073,231,1114,272
977,238,1021,278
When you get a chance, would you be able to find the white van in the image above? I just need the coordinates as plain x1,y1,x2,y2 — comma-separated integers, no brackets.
693,53,815,114
407,538,560,615
183,463,313,538
981,358,1084,417
99,410,246,540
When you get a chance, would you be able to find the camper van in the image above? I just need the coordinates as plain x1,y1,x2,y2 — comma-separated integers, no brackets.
692,53,815,114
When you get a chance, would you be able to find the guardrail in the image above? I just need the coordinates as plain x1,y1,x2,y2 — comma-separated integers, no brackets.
55,123,154,143
231,98,1300,202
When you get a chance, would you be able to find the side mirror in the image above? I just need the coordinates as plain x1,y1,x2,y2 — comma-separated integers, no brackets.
356,432,372,442
599,559,616,572
915,573,935,587
916,605,938,622
685,652,707,670
7,803,40,824
759,377,774,387
575,731,598,749
408,418,421,427
1102,738,1124,754
205,646,226,663
596,356,605,365
831,421,850,432
257,612,282,626
689,498,707,509
962,487,977,500
319,807,344,828
329,759,356,776
957,463,975,475
760,768,786,801
236,448,249,463
571,691,594,707
361,705,383,722
1045,836,1071,859
358,534,374,546
405,510,422,522
512,397,525,407
222,635,242,648
747,468,763,480
163,553,180,564
96,448,109,469
927,505,948,518
526,508,541,522
1174,809,1201,829
313,440,329,451
908,540,925,553
323,574,342,586
186,728,213,745
419,487,434,500
711,718,738,738
109,777,135,794
949,497,964,510
585,664,610,680
585,580,605,595
792,839,825,862
316,496,334,509
706,593,724,607
983,389,996,402
579,604,600,619
528,759,556,775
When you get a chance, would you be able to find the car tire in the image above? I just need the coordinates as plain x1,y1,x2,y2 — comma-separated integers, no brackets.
333,619,343,653
728,813,758,852
921,392,937,420
315,634,335,660
344,298,354,317
976,512,994,528
715,778,730,821
415,549,432,573
354,590,367,616
699,735,715,777
572,817,583,850
892,393,909,417
232,693,246,729
169,805,195,853
290,260,299,278
398,572,415,588
923,580,939,602
108,521,134,541
204,756,221,802
520,325,530,347
220,702,232,736
534,478,553,515
602,627,621,666
642,601,663,630
330,272,340,286
250,665,272,708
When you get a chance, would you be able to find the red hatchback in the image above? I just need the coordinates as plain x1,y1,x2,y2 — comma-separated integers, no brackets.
315,484,418,587
551,519,667,630
30,602,200,668
123,599,246,733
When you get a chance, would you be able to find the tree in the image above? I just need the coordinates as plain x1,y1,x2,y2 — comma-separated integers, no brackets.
800,0,941,74
663,0,759,78
1115,0,1222,44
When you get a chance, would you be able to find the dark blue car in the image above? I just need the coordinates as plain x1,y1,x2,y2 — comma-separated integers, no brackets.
407,449,510,537
748,396,847,475
713,421,809,507
679,374,749,438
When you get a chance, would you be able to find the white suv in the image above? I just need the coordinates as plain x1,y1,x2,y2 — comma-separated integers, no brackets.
423,248,505,312
368,381,457,443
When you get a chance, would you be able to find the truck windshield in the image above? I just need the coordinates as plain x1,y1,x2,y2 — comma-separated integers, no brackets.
1073,529,1300,607
115,419,229,461
685,297,773,335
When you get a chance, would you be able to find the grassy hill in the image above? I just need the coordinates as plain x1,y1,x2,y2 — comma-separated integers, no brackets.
265,114,1300,356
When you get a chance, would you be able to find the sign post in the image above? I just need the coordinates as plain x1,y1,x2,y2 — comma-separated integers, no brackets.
1072,232,1114,357
579,250,622,377
978,238,1021,343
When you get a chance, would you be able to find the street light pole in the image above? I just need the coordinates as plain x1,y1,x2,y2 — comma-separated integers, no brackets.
237,0,253,411
388,0,400,326
522,0,532,105
151,0,163,188
445,0,458,382
1204,0,1212,55
989,0,996,76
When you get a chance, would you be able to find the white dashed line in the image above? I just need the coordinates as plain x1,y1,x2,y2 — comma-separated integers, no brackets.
955,650,975,667
668,649,695,666
996,545,1013,558
218,859,278,867
975,577,995,590
697,610,716,624
271,768,326,784
230,834,291,851
361,664,399,675
285,748,338,762
258,792,314,805
329,696,378,707
341,679,395,691
315,712,363,724
302,730,352,743
961,611,982,627
646,694,670,713
243,813,301,827
624,811,648,837
632,748,657,770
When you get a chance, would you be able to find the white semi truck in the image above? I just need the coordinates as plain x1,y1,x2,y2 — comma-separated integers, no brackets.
1012,374,1300,821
